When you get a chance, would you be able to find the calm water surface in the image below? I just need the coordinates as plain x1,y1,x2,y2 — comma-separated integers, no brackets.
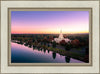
11,42,84,63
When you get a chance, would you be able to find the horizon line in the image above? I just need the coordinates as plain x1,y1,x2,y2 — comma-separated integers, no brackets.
11,33,89,34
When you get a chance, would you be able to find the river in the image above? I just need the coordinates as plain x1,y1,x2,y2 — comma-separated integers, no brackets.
11,42,84,63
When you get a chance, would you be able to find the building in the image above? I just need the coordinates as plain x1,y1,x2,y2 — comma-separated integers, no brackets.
53,30,71,43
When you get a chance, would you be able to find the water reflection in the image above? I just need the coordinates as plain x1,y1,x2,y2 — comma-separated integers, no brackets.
52,52,56,59
29,45,32,48
65,56,70,63
11,42,84,63
43,49,46,53
48,50,50,53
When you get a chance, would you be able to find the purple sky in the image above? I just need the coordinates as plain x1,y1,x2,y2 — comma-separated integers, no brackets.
11,11,89,34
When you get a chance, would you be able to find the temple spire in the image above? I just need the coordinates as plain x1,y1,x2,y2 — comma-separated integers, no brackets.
60,29,62,33
59,29,64,39
54,29,71,43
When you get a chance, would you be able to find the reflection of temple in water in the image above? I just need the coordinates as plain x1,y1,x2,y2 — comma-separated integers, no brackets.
53,30,71,43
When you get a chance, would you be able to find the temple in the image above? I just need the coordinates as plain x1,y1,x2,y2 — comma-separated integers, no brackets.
53,30,71,43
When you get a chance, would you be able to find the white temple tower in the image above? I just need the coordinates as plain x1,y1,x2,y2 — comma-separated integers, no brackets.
53,29,71,43
58,29,64,39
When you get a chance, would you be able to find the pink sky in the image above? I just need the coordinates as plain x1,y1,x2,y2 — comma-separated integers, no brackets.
11,11,89,34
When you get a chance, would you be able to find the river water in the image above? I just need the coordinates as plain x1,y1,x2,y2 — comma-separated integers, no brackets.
11,42,84,63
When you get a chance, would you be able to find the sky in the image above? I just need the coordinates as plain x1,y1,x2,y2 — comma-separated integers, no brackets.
11,11,89,34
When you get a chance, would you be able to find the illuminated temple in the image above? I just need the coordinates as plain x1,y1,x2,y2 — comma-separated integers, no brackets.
53,30,71,43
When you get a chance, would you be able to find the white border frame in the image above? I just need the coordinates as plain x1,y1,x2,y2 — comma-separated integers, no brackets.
1,1,99,73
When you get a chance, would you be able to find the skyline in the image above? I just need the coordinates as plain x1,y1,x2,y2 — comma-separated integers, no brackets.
11,11,89,34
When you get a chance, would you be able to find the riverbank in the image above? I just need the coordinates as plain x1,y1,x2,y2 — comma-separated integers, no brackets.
33,44,88,63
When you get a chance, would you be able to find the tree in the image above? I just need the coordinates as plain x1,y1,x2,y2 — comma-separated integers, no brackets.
52,41,56,48
48,44,50,47
60,40,66,46
85,47,89,55
65,43,72,51
71,39,80,47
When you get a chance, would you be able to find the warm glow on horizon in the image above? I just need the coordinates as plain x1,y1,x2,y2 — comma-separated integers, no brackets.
11,11,89,34
11,29,88,34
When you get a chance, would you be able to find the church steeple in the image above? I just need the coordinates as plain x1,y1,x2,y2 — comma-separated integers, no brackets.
59,29,64,39
54,29,71,43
